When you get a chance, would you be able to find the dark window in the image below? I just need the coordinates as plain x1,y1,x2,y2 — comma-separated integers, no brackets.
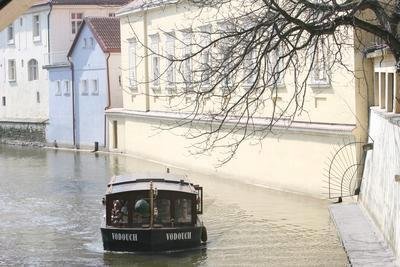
2,97,6,106
36,91,40,103
155,199,171,225
132,198,150,226
174,199,192,224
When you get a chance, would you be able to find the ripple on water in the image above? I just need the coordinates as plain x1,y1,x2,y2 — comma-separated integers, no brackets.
0,145,348,266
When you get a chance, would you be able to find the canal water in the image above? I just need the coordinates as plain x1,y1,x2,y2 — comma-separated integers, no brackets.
0,145,347,266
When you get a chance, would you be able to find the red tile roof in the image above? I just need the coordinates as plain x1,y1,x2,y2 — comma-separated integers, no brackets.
67,16,120,56
86,16,120,52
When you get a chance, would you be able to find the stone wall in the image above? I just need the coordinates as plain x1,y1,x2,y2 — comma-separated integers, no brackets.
360,108,400,260
0,121,46,146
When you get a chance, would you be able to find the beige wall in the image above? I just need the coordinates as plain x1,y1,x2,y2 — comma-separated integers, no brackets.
49,5,120,62
109,53,123,108
107,113,354,198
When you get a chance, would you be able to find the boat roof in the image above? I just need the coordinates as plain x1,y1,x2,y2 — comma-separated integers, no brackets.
106,173,198,195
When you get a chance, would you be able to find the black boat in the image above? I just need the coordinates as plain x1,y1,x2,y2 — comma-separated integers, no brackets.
101,173,207,252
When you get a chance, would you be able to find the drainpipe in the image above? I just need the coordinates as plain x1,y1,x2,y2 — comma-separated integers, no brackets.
104,52,111,149
67,56,76,147
47,2,52,64
143,11,150,111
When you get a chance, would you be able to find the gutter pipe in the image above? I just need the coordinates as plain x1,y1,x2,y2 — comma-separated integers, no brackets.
67,56,76,147
104,52,111,149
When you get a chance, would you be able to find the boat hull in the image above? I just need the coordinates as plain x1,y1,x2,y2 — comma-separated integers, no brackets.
101,226,203,252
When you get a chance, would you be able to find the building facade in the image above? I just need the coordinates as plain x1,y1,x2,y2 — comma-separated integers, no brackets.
0,0,129,143
106,1,370,197
45,17,122,149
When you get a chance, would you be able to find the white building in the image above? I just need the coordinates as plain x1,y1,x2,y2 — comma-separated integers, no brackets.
0,0,129,135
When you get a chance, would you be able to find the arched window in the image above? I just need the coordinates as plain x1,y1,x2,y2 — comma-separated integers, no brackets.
28,59,38,81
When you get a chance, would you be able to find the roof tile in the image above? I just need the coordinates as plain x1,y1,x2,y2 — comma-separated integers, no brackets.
86,16,120,52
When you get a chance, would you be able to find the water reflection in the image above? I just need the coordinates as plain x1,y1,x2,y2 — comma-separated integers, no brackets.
0,145,347,266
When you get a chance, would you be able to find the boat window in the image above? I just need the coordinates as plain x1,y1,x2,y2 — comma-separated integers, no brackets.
174,199,192,224
110,199,128,227
155,199,171,225
132,198,150,226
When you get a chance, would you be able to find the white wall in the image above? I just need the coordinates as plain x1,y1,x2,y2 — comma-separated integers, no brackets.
0,5,50,121
360,108,400,260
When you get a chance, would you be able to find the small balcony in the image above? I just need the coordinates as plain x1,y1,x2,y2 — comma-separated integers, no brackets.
43,50,69,66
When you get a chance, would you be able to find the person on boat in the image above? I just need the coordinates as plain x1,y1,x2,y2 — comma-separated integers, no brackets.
111,200,122,224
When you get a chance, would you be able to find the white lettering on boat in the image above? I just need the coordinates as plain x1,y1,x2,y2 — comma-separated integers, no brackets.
166,232,192,241
111,232,138,242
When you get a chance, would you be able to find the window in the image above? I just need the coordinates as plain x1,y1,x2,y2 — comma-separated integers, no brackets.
83,38,87,48
109,13,115,17
63,80,70,95
310,39,330,87
7,24,14,44
2,97,6,106
80,79,88,95
8,60,16,82
128,39,137,90
155,199,171,225
132,198,150,226
91,79,99,95
150,34,160,88
244,49,257,87
36,92,40,103
218,23,234,89
182,31,192,88
55,80,62,96
174,199,192,224
110,199,129,227
33,14,40,40
28,59,38,81
89,37,94,48
269,44,285,86
71,12,83,34
20,17,23,26
199,25,212,88
165,32,176,89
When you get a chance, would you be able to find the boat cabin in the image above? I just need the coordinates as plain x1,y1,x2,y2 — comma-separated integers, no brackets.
104,174,203,229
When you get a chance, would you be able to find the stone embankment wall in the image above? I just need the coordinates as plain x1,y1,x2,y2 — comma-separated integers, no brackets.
360,108,400,260
0,121,46,147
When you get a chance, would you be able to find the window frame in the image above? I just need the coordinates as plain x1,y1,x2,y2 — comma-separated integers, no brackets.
149,34,161,90
63,80,71,96
71,12,83,35
28,59,39,81
7,24,14,45
309,39,331,88
32,14,41,42
128,38,138,91
8,59,16,82
55,80,62,96
91,79,99,95
165,32,176,91
80,79,88,95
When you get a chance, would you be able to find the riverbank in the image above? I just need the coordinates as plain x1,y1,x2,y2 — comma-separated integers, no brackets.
330,202,398,266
